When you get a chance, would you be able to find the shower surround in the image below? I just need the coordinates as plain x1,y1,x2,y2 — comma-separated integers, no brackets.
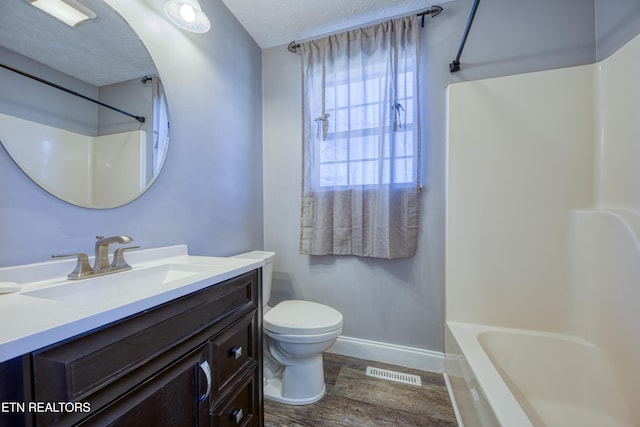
444,33,640,426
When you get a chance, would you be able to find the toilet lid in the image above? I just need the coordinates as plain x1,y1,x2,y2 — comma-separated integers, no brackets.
264,300,343,335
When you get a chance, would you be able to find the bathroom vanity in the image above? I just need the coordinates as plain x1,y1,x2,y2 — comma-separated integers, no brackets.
0,245,263,427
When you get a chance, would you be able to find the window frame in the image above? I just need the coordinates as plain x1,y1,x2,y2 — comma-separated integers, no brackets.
311,58,419,191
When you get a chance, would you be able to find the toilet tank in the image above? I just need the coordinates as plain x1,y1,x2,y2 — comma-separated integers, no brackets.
232,251,275,305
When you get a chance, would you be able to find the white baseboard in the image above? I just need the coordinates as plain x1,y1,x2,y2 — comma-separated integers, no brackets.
326,335,445,374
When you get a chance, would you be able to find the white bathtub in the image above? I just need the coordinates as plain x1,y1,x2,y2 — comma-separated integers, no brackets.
445,321,634,427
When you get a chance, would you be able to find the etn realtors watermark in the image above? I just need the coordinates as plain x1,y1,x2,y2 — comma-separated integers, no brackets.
2,401,91,414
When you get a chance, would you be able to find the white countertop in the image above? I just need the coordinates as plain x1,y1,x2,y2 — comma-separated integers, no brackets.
0,245,264,363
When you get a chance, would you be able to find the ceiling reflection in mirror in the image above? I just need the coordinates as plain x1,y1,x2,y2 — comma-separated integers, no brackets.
0,0,169,209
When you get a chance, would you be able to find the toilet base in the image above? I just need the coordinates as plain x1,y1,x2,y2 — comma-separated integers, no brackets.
263,353,327,405
264,377,326,405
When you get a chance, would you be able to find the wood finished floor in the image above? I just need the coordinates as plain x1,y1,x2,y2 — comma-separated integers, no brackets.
264,353,458,426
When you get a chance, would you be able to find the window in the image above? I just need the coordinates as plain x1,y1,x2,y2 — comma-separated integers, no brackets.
317,65,418,188
299,16,421,259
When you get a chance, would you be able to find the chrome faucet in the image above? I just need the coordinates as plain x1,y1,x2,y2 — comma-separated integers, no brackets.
52,235,139,280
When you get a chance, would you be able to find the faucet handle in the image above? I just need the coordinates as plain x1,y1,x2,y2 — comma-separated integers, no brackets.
111,246,140,269
52,253,92,280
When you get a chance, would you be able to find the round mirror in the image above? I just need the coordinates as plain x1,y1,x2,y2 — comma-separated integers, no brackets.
0,0,169,209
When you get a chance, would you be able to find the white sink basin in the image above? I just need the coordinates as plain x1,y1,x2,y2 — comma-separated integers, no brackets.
0,245,265,364
23,263,220,306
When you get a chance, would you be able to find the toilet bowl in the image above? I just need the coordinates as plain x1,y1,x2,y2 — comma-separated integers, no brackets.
263,300,343,404
233,251,343,405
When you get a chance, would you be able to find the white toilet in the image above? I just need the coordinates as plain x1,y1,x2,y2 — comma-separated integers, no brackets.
233,251,343,405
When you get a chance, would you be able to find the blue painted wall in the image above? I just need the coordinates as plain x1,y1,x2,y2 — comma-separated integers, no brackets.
0,0,263,267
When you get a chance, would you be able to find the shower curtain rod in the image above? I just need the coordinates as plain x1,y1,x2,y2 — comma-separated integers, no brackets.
0,63,146,124
287,5,444,53
449,0,480,72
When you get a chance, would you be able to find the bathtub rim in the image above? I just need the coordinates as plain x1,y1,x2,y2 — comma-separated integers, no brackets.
446,321,539,427
446,320,622,427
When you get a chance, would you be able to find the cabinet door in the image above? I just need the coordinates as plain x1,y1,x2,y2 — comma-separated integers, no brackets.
0,355,31,427
79,346,211,427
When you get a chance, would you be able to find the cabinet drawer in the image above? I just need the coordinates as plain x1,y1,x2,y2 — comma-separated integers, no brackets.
32,270,258,424
211,311,257,394
211,369,259,427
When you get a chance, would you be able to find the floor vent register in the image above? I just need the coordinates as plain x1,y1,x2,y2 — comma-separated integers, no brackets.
365,366,422,386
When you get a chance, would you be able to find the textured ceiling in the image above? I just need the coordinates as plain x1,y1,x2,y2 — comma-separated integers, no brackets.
220,0,450,49
0,0,448,88
0,0,156,87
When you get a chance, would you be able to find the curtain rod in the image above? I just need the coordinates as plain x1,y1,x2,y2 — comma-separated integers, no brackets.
0,63,146,124
287,5,444,53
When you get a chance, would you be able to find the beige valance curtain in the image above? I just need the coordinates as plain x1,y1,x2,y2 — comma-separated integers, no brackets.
299,16,421,259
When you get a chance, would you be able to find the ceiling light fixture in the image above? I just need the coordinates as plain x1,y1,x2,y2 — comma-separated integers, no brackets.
24,0,97,27
164,0,211,33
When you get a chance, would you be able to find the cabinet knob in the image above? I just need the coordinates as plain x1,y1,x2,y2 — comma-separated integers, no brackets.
231,408,243,424
229,346,243,360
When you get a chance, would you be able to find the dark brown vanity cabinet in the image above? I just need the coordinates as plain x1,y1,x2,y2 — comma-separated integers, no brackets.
0,269,263,427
